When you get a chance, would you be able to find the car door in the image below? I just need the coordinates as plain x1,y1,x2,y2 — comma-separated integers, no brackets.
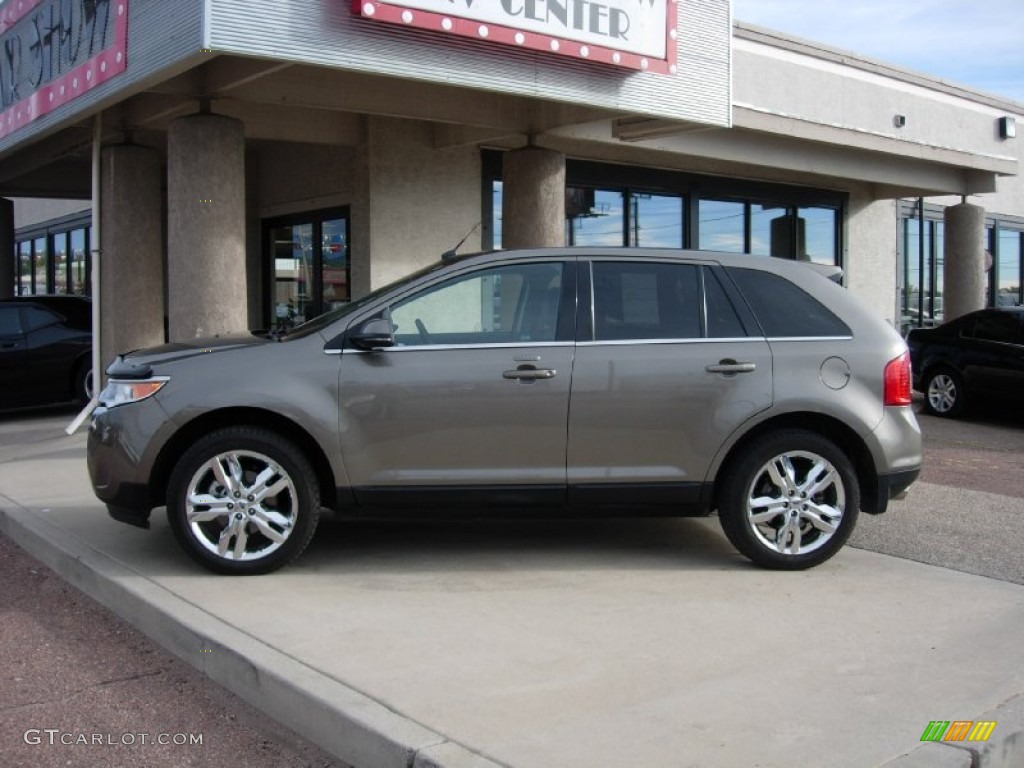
961,310,1024,398
0,306,28,405
337,258,575,508
567,258,773,507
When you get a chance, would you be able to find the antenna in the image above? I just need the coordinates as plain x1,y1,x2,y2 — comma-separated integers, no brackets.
441,222,481,261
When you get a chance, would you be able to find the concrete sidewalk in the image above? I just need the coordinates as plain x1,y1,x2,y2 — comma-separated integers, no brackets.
1,414,1022,768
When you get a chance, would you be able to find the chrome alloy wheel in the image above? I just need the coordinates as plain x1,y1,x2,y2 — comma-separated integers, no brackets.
926,373,958,414
745,450,846,557
185,450,298,562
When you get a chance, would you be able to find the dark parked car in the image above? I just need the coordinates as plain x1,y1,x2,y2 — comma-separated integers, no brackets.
907,307,1024,417
0,295,93,408
88,248,921,575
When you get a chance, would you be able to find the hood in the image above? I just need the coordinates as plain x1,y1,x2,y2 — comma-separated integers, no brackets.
107,333,271,378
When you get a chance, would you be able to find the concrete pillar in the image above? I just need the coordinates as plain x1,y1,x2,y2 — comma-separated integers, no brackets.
0,198,13,298
502,147,565,249
943,202,986,322
100,145,165,369
167,114,247,340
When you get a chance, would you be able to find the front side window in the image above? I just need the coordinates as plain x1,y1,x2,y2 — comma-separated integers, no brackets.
0,307,22,336
973,312,1020,344
390,262,564,346
591,262,701,341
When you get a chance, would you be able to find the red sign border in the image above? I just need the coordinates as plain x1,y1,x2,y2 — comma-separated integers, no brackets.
0,0,130,140
353,0,678,75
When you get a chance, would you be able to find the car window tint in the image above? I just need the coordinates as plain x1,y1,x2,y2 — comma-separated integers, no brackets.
390,262,563,346
973,312,1021,344
22,305,61,332
727,268,850,338
0,307,23,336
592,262,701,341
703,268,747,338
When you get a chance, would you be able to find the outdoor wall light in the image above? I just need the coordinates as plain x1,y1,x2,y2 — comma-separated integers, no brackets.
893,114,906,128
998,116,1016,139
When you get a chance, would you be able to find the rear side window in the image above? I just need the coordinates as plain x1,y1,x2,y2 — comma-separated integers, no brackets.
592,262,700,341
23,305,62,332
971,312,1020,344
703,268,747,338
727,268,851,338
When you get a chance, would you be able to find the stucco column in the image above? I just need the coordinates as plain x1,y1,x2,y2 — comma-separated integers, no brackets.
943,202,986,322
100,145,165,369
167,114,247,340
502,147,566,249
0,198,13,298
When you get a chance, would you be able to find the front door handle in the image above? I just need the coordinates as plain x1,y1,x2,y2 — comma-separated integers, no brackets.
504,367,557,380
706,360,756,375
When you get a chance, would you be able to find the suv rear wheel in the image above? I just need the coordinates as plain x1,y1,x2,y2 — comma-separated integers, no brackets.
167,427,320,575
718,430,859,569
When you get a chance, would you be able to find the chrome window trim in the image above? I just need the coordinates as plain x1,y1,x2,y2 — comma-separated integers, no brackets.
333,341,576,355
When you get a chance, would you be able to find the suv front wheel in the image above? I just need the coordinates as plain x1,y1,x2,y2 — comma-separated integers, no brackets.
717,430,859,570
167,427,320,575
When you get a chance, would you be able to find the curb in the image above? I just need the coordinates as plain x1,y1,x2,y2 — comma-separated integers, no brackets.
0,498,505,768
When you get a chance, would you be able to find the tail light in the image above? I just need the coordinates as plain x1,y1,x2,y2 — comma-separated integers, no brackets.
884,351,912,406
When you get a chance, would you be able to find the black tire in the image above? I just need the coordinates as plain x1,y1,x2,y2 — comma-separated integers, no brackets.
73,360,93,404
167,427,320,575
922,367,965,417
718,430,860,570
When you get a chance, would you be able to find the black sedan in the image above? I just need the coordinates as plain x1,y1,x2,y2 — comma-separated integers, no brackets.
907,307,1024,417
0,295,93,408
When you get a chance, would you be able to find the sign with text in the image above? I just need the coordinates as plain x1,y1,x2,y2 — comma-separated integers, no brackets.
354,0,677,74
0,0,130,140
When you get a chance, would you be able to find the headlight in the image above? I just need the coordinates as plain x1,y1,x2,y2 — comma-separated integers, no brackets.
99,377,169,408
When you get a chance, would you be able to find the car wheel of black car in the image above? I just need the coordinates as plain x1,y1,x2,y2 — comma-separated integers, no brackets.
74,361,93,404
922,367,964,417
718,430,860,570
167,427,320,575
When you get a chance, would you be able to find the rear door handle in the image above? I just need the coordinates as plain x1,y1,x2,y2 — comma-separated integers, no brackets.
706,360,756,375
504,367,557,380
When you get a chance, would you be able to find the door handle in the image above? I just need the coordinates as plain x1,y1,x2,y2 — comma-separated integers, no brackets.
706,360,756,375
503,367,557,380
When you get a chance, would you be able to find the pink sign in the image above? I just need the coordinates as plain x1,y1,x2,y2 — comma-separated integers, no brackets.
0,0,130,140
353,0,678,75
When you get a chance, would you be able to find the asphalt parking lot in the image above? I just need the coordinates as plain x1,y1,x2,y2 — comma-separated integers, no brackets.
1,399,1022,767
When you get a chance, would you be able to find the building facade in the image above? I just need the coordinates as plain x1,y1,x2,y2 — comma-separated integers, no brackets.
1,0,1021,370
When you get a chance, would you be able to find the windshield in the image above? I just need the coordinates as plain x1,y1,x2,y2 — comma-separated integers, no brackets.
281,259,452,340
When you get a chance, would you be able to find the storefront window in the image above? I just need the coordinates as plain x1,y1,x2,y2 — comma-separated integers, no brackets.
53,233,69,294
799,207,838,265
630,194,683,248
698,200,745,252
33,237,48,294
265,209,350,330
18,241,31,295
567,189,624,246
70,229,89,295
997,229,1022,307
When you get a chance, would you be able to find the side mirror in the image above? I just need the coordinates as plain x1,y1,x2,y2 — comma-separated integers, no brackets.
349,317,395,350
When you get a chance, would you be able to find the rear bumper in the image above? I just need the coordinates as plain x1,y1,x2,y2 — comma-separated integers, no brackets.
869,467,920,515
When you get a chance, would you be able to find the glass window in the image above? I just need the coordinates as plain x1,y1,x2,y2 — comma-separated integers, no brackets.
997,229,1022,307
33,237,48,294
750,204,780,257
70,229,88,295
492,181,504,250
567,189,625,247
974,311,1020,344
703,268,747,338
630,194,683,248
592,262,701,341
18,241,31,295
321,218,349,312
272,223,313,328
799,207,838,265
727,268,851,338
23,305,60,332
390,262,563,346
698,200,745,252
53,233,69,294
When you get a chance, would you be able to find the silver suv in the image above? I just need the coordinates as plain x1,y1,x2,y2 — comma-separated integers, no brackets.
87,248,921,574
